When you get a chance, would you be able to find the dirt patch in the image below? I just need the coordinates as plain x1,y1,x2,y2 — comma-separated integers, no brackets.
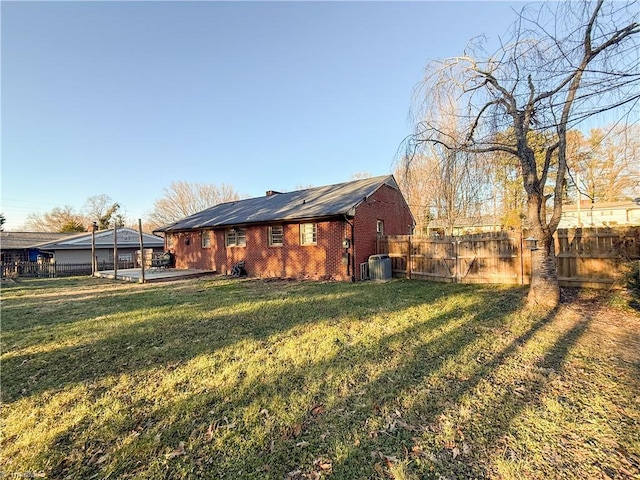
560,287,640,365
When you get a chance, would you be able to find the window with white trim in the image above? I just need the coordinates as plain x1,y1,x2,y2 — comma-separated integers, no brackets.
300,223,317,246
376,220,384,235
201,230,211,248
269,225,284,246
226,228,246,247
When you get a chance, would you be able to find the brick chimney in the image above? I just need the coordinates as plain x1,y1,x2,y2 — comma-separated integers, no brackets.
266,190,282,196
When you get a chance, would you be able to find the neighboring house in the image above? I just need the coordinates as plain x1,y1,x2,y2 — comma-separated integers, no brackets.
426,215,504,236
0,232,70,264
559,200,640,228
155,175,415,281
32,228,165,265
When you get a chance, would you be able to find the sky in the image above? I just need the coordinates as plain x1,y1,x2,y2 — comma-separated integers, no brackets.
1,0,530,231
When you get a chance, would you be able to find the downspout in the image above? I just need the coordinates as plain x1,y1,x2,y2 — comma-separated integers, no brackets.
344,215,356,282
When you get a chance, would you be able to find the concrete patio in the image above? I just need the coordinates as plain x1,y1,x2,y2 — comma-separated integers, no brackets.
95,268,216,283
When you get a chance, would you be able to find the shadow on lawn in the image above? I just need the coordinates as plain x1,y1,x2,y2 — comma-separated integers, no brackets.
3,278,472,403
6,277,590,480
34,281,537,479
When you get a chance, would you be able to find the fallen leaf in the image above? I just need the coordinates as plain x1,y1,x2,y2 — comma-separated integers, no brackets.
452,446,460,459
462,442,472,455
313,458,333,472
310,404,325,416
205,422,215,441
396,419,418,431
165,441,186,460
295,441,310,448
383,455,398,468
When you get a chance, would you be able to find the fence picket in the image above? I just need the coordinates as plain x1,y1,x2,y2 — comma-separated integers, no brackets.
1,261,136,278
378,227,639,288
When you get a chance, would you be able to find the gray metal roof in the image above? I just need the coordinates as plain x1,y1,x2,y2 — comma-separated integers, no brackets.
156,175,400,232
32,228,165,250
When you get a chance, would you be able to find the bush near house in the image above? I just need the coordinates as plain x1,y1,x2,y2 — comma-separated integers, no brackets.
1,277,639,479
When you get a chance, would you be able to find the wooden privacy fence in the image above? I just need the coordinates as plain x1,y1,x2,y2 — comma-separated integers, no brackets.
377,227,640,289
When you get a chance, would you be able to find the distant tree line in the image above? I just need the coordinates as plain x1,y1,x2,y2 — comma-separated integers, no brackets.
17,182,243,234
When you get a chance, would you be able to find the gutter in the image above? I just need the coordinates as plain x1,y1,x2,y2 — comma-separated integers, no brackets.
344,215,356,282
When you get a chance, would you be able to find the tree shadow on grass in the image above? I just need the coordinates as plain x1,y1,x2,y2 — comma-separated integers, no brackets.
2,279,486,403
24,281,531,479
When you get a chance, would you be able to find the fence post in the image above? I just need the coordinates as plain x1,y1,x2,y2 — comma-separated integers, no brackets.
519,231,524,285
454,240,459,283
406,235,411,279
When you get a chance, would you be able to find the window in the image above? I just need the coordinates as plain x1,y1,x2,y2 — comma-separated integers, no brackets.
201,230,211,248
300,223,317,245
226,228,246,247
376,220,384,235
269,225,284,246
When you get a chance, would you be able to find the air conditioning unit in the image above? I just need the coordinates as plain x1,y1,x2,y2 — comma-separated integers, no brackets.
368,254,392,281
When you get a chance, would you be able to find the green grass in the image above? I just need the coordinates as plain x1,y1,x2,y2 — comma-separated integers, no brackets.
1,276,639,479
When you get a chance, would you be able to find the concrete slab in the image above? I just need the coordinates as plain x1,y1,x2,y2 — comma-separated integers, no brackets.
95,268,216,283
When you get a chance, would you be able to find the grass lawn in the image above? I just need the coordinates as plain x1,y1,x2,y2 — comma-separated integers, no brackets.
1,276,639,479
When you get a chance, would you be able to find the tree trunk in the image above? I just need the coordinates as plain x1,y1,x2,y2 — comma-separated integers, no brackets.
527,225,560,309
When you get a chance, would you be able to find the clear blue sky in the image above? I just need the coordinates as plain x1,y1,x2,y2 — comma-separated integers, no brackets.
2,1,527,230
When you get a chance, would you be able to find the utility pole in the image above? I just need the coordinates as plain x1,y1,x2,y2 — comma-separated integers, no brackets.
91,221,97,275
113,223,118,279
138,219,145,284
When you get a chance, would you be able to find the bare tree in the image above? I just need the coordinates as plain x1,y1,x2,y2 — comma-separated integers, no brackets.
396,148,486,235
405,0,639,307
350,171,373,180
83,194,120,229
147,181,242,230
397,91,490,235
24,206,86,233
566,124,640,203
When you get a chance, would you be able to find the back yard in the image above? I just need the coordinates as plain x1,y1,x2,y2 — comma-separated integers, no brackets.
1,277,639,479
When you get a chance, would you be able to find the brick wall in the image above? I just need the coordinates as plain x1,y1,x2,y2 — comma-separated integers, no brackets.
165,183,414,281
167,221,352,280
353,184,415,279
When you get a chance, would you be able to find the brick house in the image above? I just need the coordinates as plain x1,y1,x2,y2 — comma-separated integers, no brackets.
154,175,414,281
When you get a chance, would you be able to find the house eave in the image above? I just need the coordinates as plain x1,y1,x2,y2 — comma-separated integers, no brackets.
160,213,355,233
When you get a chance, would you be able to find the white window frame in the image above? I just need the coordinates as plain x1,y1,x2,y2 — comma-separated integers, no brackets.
376,220,384,235
300,223,317,246
269,225,284,246
226,228,247,247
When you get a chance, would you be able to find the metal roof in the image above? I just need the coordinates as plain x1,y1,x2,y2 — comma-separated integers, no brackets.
31,228,164,250
155,175,400,232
